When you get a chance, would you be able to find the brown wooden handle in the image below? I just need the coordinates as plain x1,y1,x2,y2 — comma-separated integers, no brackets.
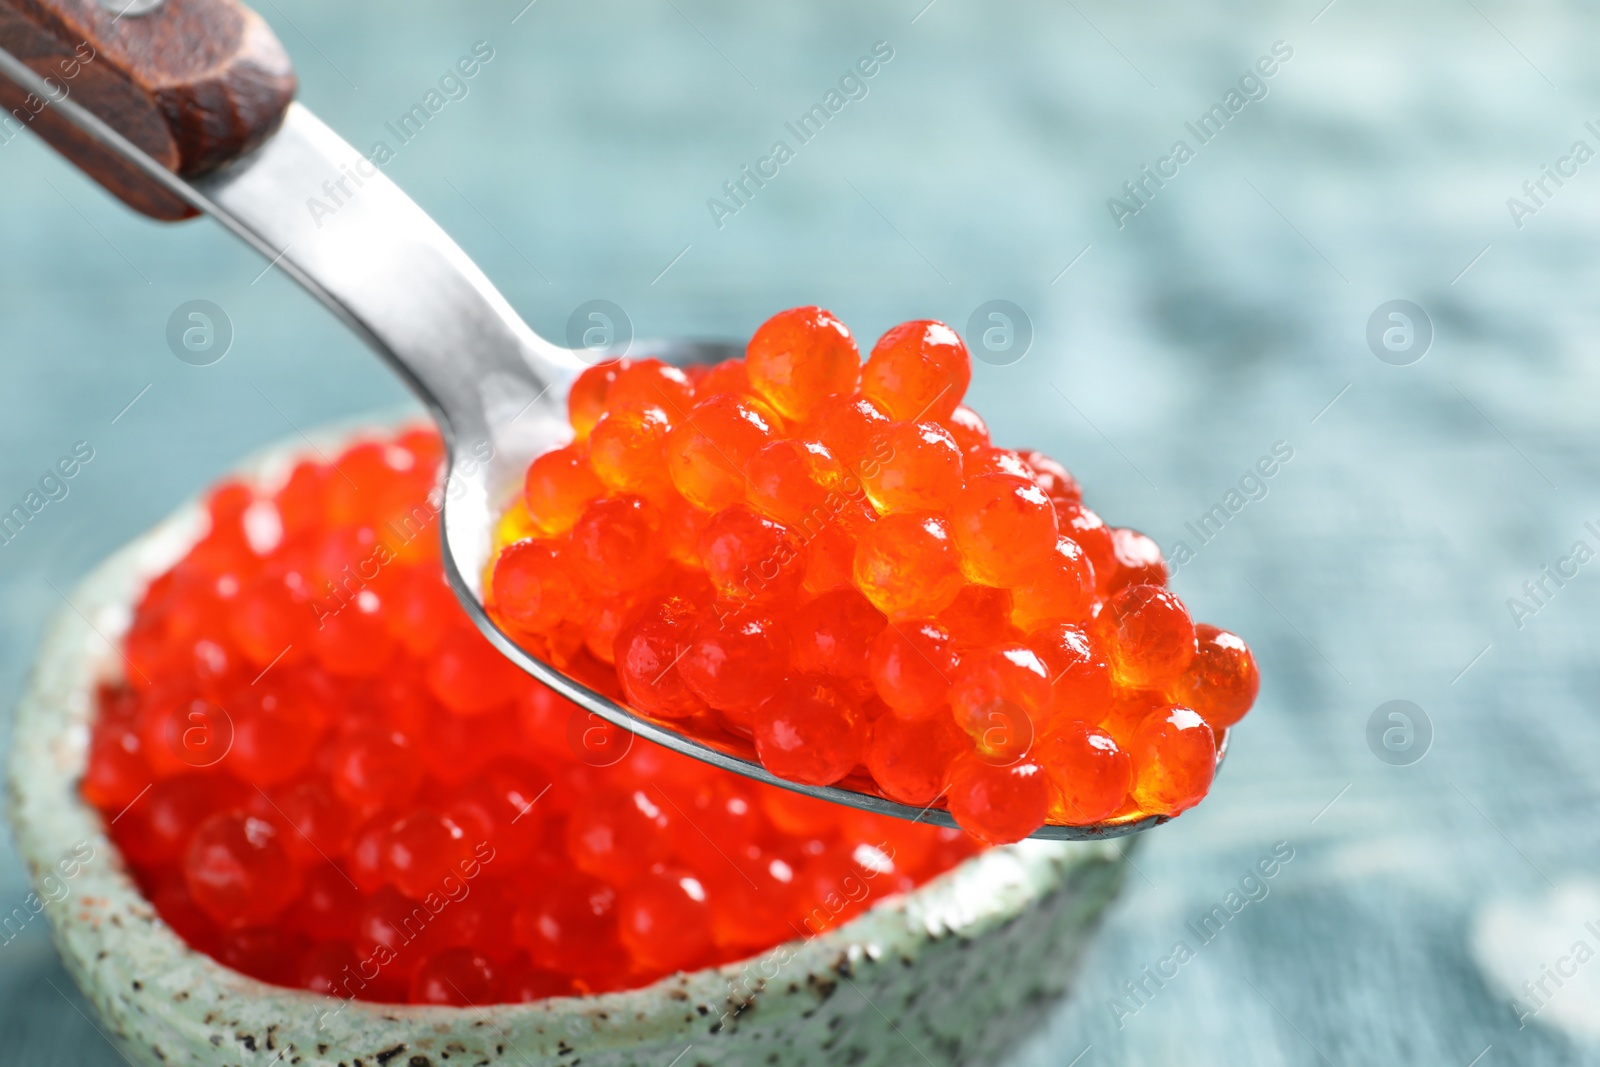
0,0,295,220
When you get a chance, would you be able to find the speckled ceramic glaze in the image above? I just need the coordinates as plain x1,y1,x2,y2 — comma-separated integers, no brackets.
7,430,1132,1067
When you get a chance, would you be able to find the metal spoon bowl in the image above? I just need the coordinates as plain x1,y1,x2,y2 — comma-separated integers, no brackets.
0,66,1223,839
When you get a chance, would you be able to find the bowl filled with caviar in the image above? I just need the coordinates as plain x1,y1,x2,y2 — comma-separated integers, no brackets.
9,312,1256,1067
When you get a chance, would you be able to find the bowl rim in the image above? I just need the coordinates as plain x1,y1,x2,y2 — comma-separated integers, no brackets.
6,419,1124,1059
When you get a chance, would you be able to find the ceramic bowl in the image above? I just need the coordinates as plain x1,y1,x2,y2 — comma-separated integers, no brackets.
7,428,1132,1067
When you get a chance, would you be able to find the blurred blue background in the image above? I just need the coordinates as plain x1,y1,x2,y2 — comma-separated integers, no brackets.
4,0,1600,1062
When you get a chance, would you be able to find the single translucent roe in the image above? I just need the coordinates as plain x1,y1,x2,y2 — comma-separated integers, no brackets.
745,305,861,421
861,319,972,422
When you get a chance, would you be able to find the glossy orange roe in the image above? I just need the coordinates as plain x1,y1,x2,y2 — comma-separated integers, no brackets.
487,308,1258,845
1171,624,1260,731
745,305,861,421
83,428,980,1005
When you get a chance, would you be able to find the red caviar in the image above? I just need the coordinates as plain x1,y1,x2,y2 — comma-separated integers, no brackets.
485,308,1257,844
745,305,861,421
84,427,980,1004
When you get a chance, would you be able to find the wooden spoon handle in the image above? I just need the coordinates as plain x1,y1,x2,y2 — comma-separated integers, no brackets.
0,0,295,220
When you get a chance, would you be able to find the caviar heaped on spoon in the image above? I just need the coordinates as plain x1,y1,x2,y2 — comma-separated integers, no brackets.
83,428,979,1004
487,308,1259,844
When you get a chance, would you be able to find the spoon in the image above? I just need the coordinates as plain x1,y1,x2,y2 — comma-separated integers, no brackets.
0,0,1218,840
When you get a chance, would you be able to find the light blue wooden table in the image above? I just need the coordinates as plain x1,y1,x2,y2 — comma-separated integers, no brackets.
3,1,1597,1063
